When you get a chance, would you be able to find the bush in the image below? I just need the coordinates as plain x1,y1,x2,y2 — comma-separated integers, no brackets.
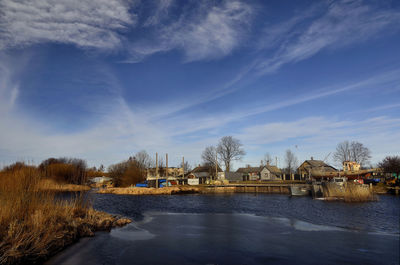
39,158,87,185
108,159,146,187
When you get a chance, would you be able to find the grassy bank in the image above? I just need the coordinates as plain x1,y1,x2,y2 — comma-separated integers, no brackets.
0,168,131,265
98,186,201,195
97,185,287,195
39,178,91,192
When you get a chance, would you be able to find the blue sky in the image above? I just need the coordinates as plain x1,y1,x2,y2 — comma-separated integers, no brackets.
0,0,399,169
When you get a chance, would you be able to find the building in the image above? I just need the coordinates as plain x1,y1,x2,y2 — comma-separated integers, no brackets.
297,158,337,179
146,167,184,178
190,164,223,179
260,165,282,180
90,176,112,184
221,172,244,182
236,164,283,181
236,166,262,181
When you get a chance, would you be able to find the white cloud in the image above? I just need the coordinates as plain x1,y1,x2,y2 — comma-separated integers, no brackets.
128,0,253,62
0,0,135,50
256,0,400,74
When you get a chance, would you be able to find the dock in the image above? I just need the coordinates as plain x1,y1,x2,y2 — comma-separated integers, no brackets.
206,183,311,194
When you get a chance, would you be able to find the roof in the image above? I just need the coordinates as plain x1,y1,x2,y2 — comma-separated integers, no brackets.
265,165,282,174
191,165,223,173
224,172,243,181
236,166,262,174
299,160,337,172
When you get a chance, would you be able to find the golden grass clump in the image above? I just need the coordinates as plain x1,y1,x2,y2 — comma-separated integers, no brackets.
0,167,130,265
343,182,377,202
322,182,376,202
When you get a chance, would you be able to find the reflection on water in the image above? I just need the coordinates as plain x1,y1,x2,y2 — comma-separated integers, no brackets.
47,194,400,265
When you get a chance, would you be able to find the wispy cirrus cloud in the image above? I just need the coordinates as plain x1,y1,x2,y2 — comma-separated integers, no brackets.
236,115,400,168
0,0,135,50
143,0,174,27
127,0,253,62
256,0,400,74
0,63,18,113
160,68,400,137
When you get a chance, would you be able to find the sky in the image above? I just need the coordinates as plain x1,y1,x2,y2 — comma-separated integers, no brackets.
0,0,400,170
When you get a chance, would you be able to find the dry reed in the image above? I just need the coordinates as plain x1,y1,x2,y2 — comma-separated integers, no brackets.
322,182,376,202
0,167,130,264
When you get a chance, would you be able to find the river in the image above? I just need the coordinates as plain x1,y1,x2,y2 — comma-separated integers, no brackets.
47,193,399,265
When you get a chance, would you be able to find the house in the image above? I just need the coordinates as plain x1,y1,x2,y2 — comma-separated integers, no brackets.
146,167,184,178
184,164,223,185
236,166,262,181
260,164,282,180
191,164,223,179
297,158,337,178
221,172,244,182
90,176,112,184
236,164,283,181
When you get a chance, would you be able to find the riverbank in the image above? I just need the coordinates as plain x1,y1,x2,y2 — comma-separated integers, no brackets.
1,207,131,265
39,179,91,192
0,168,131,265
97,185,289,195
98,186,201,195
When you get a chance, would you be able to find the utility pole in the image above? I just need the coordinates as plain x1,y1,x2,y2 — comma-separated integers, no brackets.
215,150,218,181
166,153,168,180
156,152,159,176
182,157,185,185
156,152,159,188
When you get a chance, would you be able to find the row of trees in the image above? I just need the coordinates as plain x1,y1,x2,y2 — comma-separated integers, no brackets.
281,141,372,174
0,158,89,185
39,157,87,184
200,137,398,176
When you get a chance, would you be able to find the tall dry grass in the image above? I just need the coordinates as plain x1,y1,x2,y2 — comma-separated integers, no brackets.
343,183,377,202
0,166,128,264
322,182,376,202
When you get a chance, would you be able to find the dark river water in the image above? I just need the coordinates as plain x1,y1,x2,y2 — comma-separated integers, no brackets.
47,193,399,265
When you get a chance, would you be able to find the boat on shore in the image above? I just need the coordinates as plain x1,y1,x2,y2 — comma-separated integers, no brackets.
290,186,310,196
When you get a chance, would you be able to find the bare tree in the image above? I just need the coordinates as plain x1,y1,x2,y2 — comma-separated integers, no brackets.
378,156,400,177
183,161,192,173
284,149,298,174
217,136,246,172
202,146,217,166
134,150,154,169
158,156,165,168
262,153,273,166
334,141,371,166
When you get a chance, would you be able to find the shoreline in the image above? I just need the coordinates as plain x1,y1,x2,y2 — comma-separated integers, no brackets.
96,185,291,195
39,179,91,192
1,209,132,265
